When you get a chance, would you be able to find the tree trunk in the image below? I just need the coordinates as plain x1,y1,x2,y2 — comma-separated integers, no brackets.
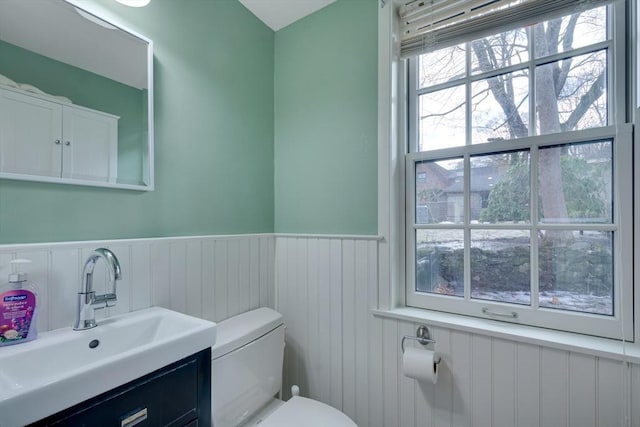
534,25,572,242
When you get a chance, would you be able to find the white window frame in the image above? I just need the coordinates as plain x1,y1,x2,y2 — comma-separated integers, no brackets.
402,1,634,339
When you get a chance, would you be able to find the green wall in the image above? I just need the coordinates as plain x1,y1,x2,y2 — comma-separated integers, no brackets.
0,0,379,244
0,0,274,243
274,0,378,235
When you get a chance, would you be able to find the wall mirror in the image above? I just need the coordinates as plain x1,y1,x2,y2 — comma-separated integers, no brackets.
0,0,154,190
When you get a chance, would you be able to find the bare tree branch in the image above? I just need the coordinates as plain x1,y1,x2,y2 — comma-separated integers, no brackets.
471,40,528,138
555,14,580,96
489,94,529,134
420,100,465,120
472,88,492,110
561,71,605,131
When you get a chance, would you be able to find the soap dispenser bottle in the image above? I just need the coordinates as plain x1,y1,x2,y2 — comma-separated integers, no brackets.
0,259,38,346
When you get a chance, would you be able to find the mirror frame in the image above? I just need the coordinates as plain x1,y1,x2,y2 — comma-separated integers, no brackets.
0,0,154,191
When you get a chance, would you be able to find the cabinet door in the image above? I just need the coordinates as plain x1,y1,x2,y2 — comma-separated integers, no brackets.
0,88,62,177
62,105,118,182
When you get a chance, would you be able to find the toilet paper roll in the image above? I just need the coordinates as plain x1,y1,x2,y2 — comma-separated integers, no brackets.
402,347,439,384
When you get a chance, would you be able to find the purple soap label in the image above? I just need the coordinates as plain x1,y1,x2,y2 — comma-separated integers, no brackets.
0,289,35,342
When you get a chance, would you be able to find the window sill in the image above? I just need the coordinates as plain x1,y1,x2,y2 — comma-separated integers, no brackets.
372,307,640,364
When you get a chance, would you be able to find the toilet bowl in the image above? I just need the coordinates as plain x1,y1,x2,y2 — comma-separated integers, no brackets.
211,307,356,427
255,395,357,427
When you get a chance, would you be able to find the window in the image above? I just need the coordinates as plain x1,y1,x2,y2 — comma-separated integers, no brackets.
405,2,633,339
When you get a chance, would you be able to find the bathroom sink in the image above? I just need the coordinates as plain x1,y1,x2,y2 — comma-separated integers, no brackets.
0,306,216,427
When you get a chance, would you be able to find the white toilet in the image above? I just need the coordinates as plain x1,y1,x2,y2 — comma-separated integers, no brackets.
211,307,357,427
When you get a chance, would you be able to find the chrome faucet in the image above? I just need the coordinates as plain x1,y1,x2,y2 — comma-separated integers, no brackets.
73,248,122,331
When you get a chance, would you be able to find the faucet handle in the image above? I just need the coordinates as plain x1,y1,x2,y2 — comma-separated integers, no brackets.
93,293,117,308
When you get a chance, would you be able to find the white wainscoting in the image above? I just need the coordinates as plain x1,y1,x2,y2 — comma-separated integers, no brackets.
3,233,639,426
0,234,275,333
275,235,640,427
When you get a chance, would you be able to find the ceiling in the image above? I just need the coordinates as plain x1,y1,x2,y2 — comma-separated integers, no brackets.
238,0,336,31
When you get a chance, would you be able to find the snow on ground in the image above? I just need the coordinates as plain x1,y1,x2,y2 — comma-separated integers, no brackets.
470,290,613,315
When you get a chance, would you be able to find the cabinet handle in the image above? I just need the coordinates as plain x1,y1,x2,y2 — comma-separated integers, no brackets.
54,139,61,145
121,407,147,427
65,141,71,146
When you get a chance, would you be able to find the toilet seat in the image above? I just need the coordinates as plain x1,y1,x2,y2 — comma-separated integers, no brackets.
258,396,357,427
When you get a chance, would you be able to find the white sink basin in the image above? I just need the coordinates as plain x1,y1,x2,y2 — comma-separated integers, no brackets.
0,306,216,427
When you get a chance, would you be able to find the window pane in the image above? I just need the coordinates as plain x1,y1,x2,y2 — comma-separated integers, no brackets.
416,230,464,297
470,230,531,304
419,85,465,151
534,7,607,59
415,159,464,224
472,151,530,224
538,141,612,224
538,230,613,315
419,44,466,88
536,50,607,135
471,70,529,143
471,28,529,74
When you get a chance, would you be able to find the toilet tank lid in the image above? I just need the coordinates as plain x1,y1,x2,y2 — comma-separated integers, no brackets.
212,307,284,359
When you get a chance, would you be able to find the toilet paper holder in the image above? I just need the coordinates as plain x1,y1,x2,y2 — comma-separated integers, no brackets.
401,325,439,359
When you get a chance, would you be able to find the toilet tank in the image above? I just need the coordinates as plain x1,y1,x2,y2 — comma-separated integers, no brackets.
211,308,285,427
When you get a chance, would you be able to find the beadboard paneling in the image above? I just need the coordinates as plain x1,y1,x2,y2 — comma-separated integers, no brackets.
0,234,275,332
3,233,638,427
275,235,640,427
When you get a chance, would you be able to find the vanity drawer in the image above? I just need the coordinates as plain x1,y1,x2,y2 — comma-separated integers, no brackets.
31,348,211,427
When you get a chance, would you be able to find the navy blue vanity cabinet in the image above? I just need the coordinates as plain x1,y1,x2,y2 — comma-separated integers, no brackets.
30,348,211,427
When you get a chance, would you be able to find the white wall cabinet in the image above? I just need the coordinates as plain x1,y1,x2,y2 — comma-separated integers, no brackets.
0,87,118,183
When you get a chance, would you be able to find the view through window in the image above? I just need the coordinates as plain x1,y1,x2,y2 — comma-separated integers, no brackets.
406,4,631,337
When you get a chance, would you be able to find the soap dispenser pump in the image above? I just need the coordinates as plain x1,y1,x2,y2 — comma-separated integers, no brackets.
0,259,38,346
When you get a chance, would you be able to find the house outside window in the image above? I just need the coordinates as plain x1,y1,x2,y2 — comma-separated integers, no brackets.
405,1,633,339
